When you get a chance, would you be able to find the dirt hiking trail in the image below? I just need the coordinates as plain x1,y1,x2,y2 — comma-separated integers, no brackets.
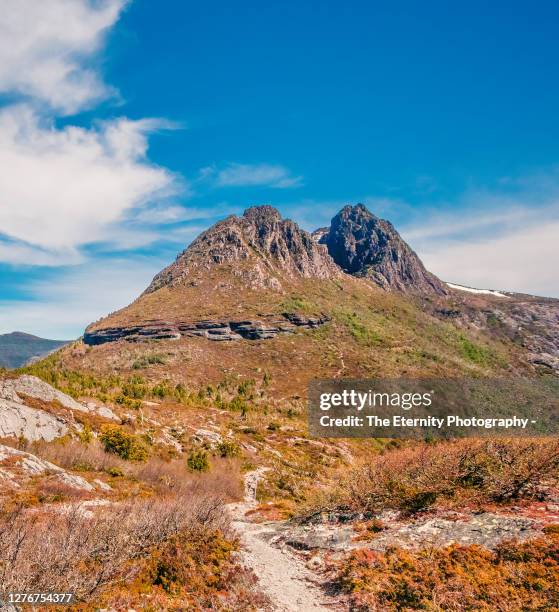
228,469,340,611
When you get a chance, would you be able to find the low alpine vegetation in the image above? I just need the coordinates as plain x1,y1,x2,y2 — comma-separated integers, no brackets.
333,532,559,610
0,494,266,609
300,438,559,517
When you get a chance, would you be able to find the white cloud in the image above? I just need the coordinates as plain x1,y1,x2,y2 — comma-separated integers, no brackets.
417,220,559,297
0,257,165,338
214,163,303,188
0,104,176,256
0,0,126,114
399,197,559,298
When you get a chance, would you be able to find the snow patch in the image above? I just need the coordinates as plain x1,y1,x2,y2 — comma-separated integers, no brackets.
446,282,510,298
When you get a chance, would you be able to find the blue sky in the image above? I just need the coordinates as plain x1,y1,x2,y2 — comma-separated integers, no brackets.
1,0,559,338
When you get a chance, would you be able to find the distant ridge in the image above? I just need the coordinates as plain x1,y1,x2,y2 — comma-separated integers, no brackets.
0,332,69,369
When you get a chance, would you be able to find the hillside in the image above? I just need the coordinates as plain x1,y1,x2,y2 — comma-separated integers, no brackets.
0,332,68,368
3,204,558,609
64,204,559,392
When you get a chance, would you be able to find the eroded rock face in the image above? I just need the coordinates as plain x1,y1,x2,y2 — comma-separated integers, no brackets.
316,204,448,295
144,205,339,294
83,314,330,346
440,293,559,375
486,301,559,372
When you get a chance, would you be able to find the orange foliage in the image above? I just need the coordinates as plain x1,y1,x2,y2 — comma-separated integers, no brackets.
334,533,559,611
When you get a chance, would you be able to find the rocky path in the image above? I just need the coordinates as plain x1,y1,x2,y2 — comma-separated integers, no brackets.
228,469,339,612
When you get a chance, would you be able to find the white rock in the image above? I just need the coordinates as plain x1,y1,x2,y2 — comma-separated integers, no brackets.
0,399,68,441
0,444,94,491
85,401,119,421
193,428,223,445
0,467,20,487
0,375,119,421
94,478,112,492
56,471,94,491
3,375,84,410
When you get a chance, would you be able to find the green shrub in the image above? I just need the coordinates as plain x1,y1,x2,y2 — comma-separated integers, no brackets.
121,376,148,400
458,335,492,365
335,310,383,346
132,354,167,369
228,395,249,415
216,440,240,458
187,450,210,472
106,466,124,477
151,381,172,398
281,296,313,313
237,379,255,397
100,425,149,462
77,423,93,444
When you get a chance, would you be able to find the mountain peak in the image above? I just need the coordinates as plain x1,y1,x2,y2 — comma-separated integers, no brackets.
144,206,338,294
318,203,448,295
242,205,282,223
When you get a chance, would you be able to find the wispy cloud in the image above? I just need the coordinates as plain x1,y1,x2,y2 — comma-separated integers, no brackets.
0,105,178,260
210,162,303,189
397,180,559,297
0,0,127,114
0,1,190,268
0,240,84,267
417,220,559,296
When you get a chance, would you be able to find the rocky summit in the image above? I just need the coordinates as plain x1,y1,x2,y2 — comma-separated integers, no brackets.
84,204,453,347
316,204,448,295
145,205,339,294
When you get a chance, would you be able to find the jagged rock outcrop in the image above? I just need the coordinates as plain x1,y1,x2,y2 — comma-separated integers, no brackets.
145,205,339,294
84,314,330,346
315,204,448,295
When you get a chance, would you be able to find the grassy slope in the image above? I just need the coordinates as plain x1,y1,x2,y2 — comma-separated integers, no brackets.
80,271,525,393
